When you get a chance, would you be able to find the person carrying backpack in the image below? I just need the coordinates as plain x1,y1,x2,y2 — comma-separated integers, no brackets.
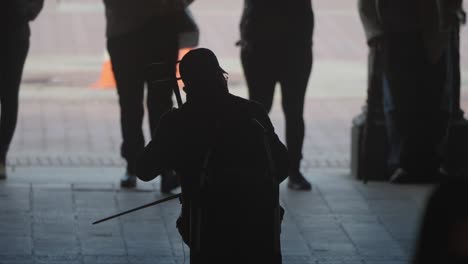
136,48,288,263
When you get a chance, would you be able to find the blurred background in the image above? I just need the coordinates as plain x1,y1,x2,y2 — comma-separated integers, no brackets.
13,0,468,170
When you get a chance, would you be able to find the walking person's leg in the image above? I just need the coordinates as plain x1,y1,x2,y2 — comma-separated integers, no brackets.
384,32,422,182
145,21,177,135
241,46,277,113
279,46,312,190
382,75,401,177
413,49,449,177
0,31,30,179
108,33,145,188
145,19,179,193
385,32,448,182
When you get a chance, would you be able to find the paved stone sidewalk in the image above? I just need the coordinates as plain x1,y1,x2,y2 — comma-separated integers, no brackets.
9,90,468,171
8,90,357,170
0,167,433,264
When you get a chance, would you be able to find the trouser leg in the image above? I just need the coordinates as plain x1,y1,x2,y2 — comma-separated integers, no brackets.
384,32,448,176
278,47,312,171
146,32,178,136
0,35,29,162
241,47,277,113
383,76,401,174
108,34,145,174
141,17,180,188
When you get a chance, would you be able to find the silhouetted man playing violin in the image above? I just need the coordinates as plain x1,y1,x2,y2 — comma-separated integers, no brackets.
136,48,288,264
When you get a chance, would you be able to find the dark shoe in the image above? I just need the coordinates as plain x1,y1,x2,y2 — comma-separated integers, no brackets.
287,172,312,191
0,162,6,180
120,174,137,188
161,170,180,194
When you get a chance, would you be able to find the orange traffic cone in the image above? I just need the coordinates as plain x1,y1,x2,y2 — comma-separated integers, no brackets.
91,51,116,89
91,48,192,89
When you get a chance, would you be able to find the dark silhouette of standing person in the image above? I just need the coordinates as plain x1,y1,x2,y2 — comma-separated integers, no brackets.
1,0,44,179
136,48,288,264
378,0,454,182
103,0,182,190
239,0,314,190
413,178,468,264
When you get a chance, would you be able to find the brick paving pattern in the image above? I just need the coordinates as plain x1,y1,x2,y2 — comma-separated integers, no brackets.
9,95,468,170
0,168,433,264
9,95,357,169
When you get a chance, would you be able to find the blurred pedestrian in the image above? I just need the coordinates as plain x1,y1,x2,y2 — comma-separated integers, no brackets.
102,0,187,189
1,0,44,179
413,178,468,264
239,0,314,190
377,0,456,182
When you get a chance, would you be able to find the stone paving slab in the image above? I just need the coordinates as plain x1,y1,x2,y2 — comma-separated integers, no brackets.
0,167,434,264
